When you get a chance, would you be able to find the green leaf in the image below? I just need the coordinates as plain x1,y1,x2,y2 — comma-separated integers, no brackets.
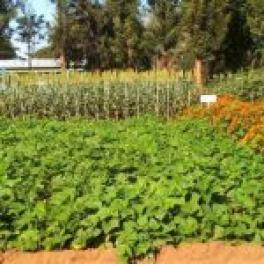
179,217,198,236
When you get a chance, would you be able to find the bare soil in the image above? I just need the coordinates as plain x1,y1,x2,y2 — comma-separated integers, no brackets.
0,242,263,264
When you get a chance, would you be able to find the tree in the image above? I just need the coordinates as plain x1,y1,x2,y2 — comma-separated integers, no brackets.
177,0,230,85
50,0,69,68
247,0,264,66
247,0,264,37
16,6,47,68
219,0,252,72
145,0,181,69
45,0,262,73
67,0,103,69
97,6,115,69
106,0,144,69
0,0,17,58
50,0,105,69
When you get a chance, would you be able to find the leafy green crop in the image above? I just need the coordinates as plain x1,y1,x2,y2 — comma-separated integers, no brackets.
0,117,263,263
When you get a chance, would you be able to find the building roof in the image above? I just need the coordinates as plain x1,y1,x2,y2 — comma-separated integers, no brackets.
0,59,61,70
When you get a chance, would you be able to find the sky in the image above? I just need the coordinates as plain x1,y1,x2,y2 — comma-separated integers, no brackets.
12,0,55,58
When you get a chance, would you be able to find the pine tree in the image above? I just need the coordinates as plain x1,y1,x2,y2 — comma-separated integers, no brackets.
16,6,47,68
67,0,103,69
145,0,181,68
50,0,114,69
106,0,143,69
220,0,252,72
177,0,230,84
98,6,115,69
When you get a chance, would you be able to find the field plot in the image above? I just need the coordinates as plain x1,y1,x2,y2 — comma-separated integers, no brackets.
0,117,263,262
0,80,194,119
2,0,264,262
0,71,195,119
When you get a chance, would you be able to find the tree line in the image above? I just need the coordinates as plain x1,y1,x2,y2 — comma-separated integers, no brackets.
1,0,264,78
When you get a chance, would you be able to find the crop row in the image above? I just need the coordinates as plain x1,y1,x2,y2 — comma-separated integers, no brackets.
0,80,196,119
0,117,263,263
0,69,264,120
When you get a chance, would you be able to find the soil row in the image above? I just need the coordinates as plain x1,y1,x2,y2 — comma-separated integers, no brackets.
1,242,263,264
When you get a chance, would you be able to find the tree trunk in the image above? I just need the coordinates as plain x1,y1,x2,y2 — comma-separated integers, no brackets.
60,53,66,70
127,42,133,69
28,41,32,69
57,0,67,70
194,58,206,87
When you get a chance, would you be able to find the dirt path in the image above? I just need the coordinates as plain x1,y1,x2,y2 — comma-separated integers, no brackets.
1,243,263,264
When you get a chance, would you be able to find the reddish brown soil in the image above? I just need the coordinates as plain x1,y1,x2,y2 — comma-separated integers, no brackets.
0,243,263,264
154,243,264,264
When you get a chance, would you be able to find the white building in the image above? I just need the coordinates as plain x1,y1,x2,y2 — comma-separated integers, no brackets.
0,59,61,71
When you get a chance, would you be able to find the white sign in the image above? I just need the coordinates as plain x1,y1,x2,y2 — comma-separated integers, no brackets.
200,95,217,104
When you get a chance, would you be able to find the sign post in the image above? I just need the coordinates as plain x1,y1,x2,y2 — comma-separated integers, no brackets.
200,95,217,108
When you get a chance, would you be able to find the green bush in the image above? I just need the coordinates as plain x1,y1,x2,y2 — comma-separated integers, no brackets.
210,69,264,100
0,117,263,262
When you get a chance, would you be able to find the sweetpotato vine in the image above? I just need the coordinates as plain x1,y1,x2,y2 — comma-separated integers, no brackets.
0,117,263,263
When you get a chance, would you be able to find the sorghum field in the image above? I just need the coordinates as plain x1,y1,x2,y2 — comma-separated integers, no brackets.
0,70,263,263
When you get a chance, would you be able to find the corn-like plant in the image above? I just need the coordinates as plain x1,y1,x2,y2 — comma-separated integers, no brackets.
0,70,197,119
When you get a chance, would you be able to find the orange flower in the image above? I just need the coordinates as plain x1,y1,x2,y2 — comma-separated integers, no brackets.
185,95,264,152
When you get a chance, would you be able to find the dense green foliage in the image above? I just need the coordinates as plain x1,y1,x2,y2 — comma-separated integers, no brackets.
210,68,264,100
219,0,253,72
42,0,264,72
106,0,144,69
1,0,264,73
0,0,16,59
0,38,15,59
0,117,263,262
247,0,264,67
144,0,180,65
177,0,230,62
33,46,55,58
49,0,145,69
248,0,264,37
